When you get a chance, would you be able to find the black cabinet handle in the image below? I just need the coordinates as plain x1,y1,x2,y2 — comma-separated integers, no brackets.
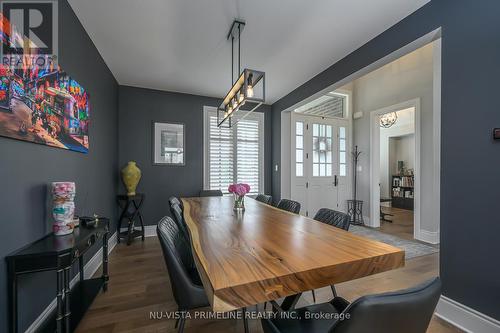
334,175,338,187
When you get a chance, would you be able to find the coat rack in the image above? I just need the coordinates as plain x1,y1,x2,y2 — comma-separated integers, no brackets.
348,146,364,225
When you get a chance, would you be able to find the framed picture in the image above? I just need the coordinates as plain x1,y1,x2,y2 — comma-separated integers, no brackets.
153,122,185,165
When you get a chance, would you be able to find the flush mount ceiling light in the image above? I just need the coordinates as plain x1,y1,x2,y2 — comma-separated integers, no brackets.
217,20,265,128
380,112,398,128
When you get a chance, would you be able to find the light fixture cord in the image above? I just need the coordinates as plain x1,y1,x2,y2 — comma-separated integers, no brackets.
231,35,234,84
238,23,241,74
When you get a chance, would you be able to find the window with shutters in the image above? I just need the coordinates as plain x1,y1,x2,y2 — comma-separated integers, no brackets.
203,107,264,194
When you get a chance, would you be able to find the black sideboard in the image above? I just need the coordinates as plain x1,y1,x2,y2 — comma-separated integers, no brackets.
6,218,110,333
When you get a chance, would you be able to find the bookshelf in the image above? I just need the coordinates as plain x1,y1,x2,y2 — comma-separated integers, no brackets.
391,175,414,210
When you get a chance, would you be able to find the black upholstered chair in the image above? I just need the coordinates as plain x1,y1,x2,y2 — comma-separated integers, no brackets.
169,196,184,211
276,199,301,214
314,208,350,231
157,216,209,332
169,202,190,241
255,194,273,205
199,189,223,197
261,278,442,333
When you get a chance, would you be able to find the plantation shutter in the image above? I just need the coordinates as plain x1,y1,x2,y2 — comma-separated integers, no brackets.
205,109,263,195
208,115,234,192
237,119,260,194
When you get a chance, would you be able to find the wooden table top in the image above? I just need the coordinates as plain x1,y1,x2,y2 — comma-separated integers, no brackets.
182,196,405,312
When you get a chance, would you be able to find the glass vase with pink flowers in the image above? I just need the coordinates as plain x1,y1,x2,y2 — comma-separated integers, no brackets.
228,183,250,212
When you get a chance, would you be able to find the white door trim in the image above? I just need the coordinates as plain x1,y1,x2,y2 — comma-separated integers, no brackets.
369,99,421,240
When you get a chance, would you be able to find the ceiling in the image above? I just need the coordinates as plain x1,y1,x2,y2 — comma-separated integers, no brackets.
68,0,429,104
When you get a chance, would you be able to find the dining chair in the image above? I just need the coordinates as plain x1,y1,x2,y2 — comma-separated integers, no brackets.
169,196,184,211
313,208,351,231
261,277,442,333
158,216,251,333
199,189,223,197
276,199,301,214
255,194,273,205
310,208,351,302
157,216,209,333
169,201,190,241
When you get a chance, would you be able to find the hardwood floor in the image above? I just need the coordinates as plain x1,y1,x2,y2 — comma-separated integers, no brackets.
379,203,415,240
76,237,461,333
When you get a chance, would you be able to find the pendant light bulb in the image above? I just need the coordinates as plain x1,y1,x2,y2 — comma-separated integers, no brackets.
246,73,254,98
238,90,244,103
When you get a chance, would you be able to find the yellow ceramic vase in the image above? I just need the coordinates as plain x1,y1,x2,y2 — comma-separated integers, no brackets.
121,161,141,196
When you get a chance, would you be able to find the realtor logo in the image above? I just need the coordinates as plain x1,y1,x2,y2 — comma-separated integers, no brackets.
0,0,58,67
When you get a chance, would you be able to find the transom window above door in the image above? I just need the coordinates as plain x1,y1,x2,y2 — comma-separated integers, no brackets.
203,107,264,195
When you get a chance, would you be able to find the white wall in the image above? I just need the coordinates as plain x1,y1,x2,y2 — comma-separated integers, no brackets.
353,41,439,234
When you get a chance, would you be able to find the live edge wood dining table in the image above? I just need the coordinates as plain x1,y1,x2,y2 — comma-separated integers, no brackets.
181,196,405,313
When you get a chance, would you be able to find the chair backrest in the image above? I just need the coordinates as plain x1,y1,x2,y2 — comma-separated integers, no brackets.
199,189,223,197
331,277,442,333
169,196,183,210
156,216,203,309
255,194,273,205
169,202,190,240
314,208,351,231
276,199,301,214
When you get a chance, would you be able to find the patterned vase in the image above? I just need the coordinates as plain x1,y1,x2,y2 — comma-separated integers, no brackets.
52,182,76,236
121,161,141,196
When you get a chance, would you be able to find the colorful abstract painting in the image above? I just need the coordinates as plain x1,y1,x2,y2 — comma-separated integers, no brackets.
0,13,90,153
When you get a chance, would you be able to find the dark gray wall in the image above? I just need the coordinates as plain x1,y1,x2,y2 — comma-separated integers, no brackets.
118,86,272,226
0,0,119,331
271,0,500,321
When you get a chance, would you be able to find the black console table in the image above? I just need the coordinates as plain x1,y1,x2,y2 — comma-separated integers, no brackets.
6,219,110,333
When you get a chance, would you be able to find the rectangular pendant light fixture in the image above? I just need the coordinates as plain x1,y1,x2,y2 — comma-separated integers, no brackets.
217,20,265,128
217,68,265,128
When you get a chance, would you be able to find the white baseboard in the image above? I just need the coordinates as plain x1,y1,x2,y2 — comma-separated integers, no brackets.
417,229,440,244
120,225,157,237
436,296,500,333
25,232,118,333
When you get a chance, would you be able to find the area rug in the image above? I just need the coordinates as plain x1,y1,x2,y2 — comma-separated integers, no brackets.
349,225,438,260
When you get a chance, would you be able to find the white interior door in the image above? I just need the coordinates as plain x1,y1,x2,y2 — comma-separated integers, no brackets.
291,114,351,217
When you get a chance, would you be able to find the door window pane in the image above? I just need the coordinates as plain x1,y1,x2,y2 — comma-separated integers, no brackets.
312,123,333,177
313,164,319,177
296,163,303,177
296,149,303,163
296,122,303,135
295,121,304,177
296,135,303,149
339,126,347,176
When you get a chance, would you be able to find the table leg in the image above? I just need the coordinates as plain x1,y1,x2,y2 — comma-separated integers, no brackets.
64,267,71,333
242,307,249,333
127,219,133,245
279,293,302,311
138,212,145,241
56,269,64,333
79,255,84,283
7,261,17,333
102,231,109,291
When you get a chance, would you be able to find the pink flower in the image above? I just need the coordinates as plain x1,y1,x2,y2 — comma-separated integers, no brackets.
228,183,250,196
